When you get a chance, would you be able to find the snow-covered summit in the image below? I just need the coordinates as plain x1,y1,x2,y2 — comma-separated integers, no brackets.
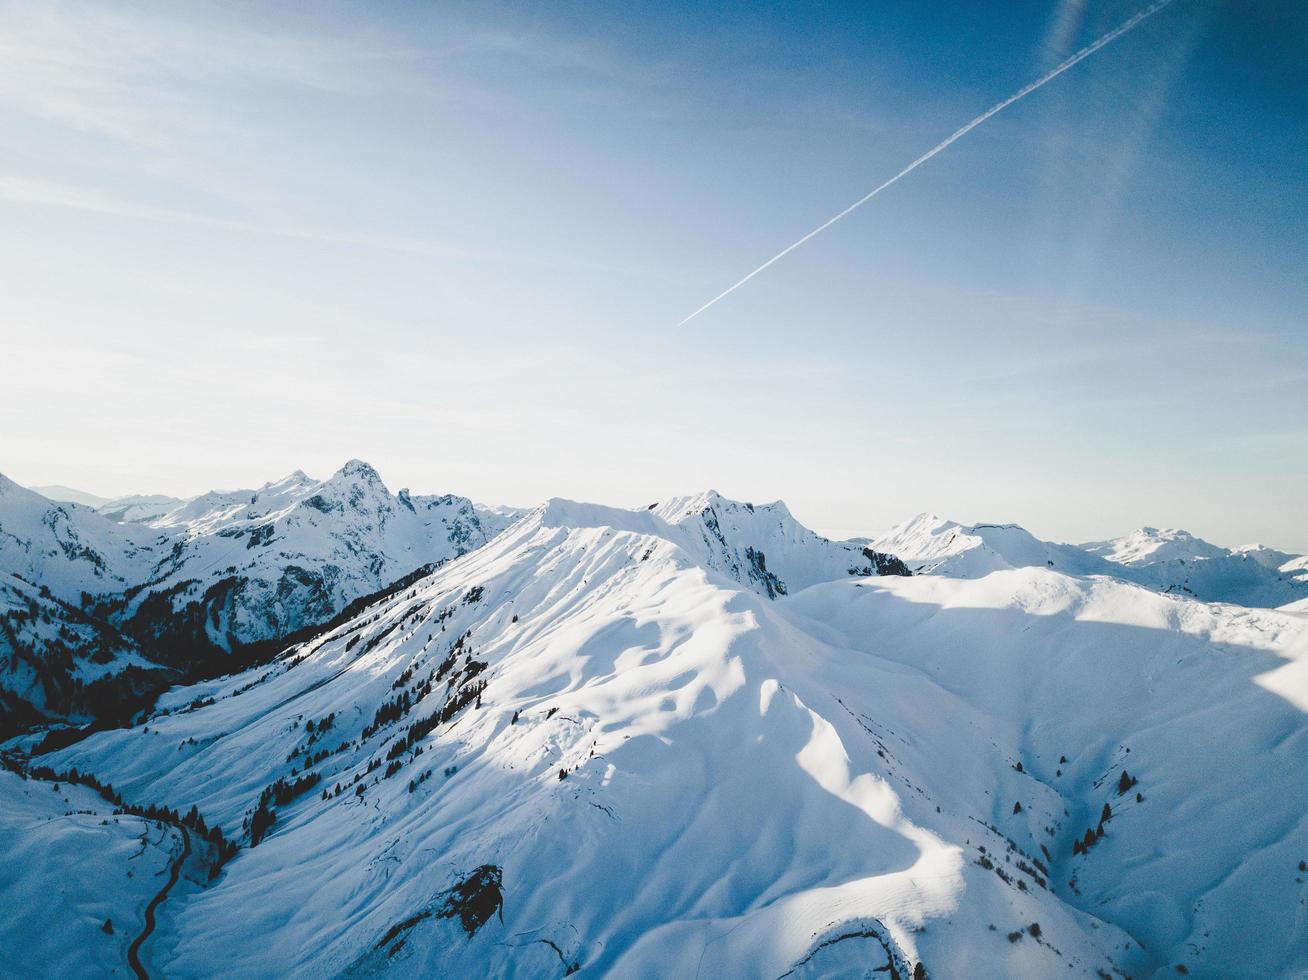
873,512,1113,579
1080,526,1231,565
119,461,505,658
652,490,907,597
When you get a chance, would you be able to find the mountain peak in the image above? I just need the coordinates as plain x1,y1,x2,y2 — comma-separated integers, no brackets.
1081,526,1228,565
656,490,796,524
330,459,387,489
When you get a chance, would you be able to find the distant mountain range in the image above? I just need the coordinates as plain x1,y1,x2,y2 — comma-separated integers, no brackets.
874,515,1308,608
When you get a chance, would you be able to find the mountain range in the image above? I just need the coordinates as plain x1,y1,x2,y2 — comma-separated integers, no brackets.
2,466,1306,979
0,463,516,730
874,514,1308,608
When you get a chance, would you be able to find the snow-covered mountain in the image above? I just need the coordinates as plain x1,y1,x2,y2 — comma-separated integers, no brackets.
1081,527,1231,565
0,475,175,729
95,494,185,524
876,513,1308,609
29,484,185,524
0,474,162,600
12,495,1305,979
2,470,905,732
651,490,908,595
0,464,516,729
114,460,511,664
872,513,1117,579
1082,528,1308,608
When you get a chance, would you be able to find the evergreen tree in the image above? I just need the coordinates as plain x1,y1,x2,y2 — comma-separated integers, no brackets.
250,802,275,847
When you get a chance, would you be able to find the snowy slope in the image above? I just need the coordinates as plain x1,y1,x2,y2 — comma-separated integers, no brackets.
0,474,164,602
1236,544,1302,572
32,497,1308,979
788,571,1308,979
0,476,174,727
1123,552,1308,608
0,574,168,730
0,767,189,979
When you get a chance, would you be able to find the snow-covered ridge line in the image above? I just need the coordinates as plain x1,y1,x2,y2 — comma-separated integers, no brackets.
541,490,910,598
2,469,910,731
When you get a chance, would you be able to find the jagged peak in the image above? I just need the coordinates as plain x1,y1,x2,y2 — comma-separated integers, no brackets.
326,459,388,492
901,511,950,527
279,468,313,485
656,490,798,526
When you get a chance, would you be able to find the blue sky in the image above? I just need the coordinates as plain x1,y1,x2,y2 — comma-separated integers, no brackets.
1,0,1304,548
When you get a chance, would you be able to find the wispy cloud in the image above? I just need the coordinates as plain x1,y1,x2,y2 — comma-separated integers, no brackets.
0,174,486,260
0,173,687,285
0,2,410,149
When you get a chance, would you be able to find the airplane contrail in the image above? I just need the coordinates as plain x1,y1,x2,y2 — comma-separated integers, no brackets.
678,0,1178,326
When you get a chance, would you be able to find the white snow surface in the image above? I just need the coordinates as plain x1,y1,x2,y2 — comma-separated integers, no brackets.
35,497,1308,979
